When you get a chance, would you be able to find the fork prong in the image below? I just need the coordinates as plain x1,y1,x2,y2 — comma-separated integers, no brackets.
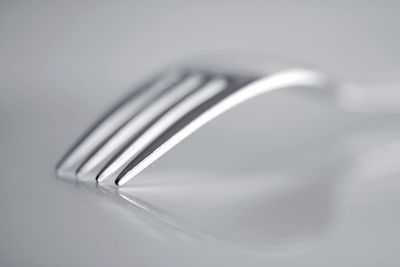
96,76,231,183
114,70,328,186
57,62,329,187
56,70,185,178
77,74,207,181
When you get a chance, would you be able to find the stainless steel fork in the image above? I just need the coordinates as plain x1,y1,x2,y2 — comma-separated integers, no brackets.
56,57,331,186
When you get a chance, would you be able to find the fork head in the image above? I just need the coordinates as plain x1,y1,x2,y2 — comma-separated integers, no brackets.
56,56,331,186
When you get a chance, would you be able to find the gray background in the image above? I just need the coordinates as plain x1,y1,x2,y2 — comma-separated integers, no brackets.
1,1,400,266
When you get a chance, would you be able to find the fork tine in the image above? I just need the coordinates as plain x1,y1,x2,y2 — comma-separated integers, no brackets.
96,75,233,183
57,60,329,187
56,70,185,178
77,73,206,180
114,69,328,185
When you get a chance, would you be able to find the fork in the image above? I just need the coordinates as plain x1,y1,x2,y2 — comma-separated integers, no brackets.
56,58,330,186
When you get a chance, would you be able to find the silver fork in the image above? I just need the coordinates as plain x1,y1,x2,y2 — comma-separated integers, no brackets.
56,58,331,186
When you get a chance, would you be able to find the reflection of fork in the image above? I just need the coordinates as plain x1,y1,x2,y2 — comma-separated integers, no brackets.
56,59,330,186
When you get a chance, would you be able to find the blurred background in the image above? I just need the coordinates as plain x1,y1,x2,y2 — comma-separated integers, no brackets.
1,1,400,266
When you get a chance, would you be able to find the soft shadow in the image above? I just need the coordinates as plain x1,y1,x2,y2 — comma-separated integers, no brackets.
56,87,400,252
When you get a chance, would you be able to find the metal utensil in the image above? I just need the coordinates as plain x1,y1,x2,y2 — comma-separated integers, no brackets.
56,58,330,186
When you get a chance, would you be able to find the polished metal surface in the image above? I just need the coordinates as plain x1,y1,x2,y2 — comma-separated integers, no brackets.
57,62,330,186
1,1,400,266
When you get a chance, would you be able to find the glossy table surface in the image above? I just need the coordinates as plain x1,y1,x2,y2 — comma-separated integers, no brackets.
1,1,400,266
